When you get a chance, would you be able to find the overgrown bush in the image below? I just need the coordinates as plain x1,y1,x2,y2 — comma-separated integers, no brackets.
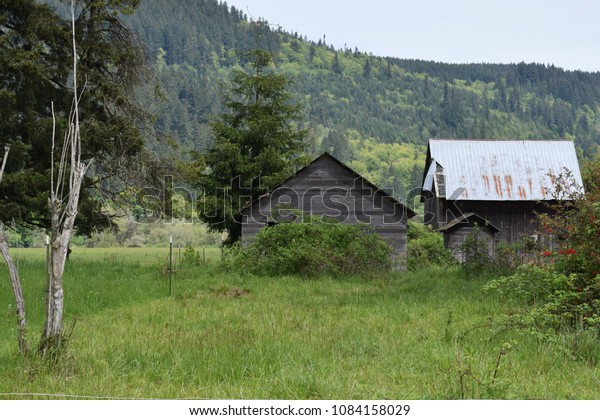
460,228,494,279
227,219,394,277
460,228,525,279
492,243,525,277
406,221,455,271
484,157,600,346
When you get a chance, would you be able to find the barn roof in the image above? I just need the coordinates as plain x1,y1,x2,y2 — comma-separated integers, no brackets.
240,152,416,218
423,139,584,201
438,213,500,233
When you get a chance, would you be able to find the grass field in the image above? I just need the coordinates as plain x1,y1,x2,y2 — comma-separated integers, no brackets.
1,247,599,399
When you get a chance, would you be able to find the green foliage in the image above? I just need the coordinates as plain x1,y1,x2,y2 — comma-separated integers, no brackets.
0,0,152,235
348,138,425,201
406,221,455,271
182,244,202,266
491,242,526,277
228,220,393,277
484,263,573,305
87,219,222,248
193,48,308,245
68,0,600,209
460,228,494,279
485,160,600,353
321,129,352,162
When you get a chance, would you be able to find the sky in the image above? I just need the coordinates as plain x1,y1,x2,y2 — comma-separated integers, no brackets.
224,0,600,72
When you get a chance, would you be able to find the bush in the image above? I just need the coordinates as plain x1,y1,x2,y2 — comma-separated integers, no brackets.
460,228,523,279
228,220,394,277
406,221,455,271
485,159,600,343
485,263,599,335
460,228,494,279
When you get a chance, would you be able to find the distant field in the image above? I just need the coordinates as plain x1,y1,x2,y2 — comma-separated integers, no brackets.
8,246,222,266
1,248,599,399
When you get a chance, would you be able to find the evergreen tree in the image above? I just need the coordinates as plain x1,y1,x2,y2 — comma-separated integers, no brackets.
363,58,372,78
441,83,462,128
308,44,316,62
322,129,352,162
194,49,308,245
332,51,342,74
0,0,151,235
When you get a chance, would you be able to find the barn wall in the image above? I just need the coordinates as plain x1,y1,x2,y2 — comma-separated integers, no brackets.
241,156,410,255
432,199,554,245
444,227,495,262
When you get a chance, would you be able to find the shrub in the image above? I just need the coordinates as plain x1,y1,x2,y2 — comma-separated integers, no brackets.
460,228,524,279
485,158,600,343
460,228,494,279
228,219,394,277
406,221,455,271
492,242,524,277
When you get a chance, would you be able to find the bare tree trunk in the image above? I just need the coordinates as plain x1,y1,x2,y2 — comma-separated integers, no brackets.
40,170,85,354
0,234,29,355
0,146,9,185
1,147,29,356
39,0,90,356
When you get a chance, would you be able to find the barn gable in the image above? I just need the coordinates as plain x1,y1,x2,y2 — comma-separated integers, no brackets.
241,153,415,255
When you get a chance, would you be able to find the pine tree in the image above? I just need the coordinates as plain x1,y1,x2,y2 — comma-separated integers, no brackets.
332,51,342,74
322,129,352,162
0,0,151,235
363,58,372,78
194,49,308,245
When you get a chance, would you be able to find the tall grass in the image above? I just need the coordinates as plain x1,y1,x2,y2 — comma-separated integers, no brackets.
0,248,599,399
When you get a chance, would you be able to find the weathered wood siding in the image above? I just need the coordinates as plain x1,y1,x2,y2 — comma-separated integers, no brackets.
444,227,495,262
241,155,410,256
428,199,554,245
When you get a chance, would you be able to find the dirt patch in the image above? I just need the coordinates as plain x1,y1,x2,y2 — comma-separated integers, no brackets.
210,286,250,298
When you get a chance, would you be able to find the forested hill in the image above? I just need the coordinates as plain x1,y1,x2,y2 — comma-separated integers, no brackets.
46,0,600,197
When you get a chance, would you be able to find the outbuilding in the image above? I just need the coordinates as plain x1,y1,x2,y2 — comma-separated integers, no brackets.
422,139,584,255
240,152,415,256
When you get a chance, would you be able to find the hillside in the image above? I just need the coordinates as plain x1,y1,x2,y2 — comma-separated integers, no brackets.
46,0,600,198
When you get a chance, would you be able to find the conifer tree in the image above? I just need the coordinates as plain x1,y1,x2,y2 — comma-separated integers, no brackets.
194,49,308,245
0,0,150,235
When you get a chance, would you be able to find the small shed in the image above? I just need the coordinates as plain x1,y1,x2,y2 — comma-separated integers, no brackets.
439,213,500,262
240,152,415,256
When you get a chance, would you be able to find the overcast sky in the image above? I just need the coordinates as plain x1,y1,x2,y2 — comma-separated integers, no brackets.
225,0,600,72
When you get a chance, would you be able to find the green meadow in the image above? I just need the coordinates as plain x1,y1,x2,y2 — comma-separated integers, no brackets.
0,247,599,399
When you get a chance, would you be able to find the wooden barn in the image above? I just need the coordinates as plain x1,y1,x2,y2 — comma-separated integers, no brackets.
421,139,584,257
240,152,415,256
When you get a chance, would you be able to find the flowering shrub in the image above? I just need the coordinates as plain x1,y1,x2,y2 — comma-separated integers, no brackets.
485,156,600,338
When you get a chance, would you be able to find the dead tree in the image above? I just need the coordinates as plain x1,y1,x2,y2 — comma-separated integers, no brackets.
39,0,92,355
0,146,29,356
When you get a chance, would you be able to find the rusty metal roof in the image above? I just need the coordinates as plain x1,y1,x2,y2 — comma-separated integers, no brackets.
425,139,584,201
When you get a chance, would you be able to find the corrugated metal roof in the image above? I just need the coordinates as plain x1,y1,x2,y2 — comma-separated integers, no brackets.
425,139,584,201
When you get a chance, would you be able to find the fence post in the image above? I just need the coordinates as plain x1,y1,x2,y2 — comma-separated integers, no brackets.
169,236,173,296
